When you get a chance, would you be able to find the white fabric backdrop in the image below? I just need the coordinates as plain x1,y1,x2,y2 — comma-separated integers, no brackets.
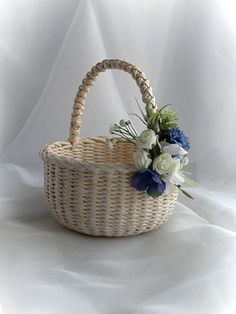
0,0,236,313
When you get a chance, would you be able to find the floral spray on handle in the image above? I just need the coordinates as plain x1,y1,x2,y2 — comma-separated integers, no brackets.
108,99,195,199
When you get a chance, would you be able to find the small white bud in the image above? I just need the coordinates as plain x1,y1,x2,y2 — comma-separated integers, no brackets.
119,119,126,127
109,124,119,133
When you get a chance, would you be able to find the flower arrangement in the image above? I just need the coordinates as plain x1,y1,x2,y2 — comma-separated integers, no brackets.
108,100,195,199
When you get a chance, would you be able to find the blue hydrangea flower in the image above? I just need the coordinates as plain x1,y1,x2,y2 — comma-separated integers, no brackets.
131,170,166,197
167,128,190,151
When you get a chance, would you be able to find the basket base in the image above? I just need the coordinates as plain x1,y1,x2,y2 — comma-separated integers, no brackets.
49,207,174,237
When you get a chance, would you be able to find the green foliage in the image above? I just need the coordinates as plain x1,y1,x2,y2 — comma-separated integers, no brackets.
146,114,160,133
157,105,178,131
145,104,178,135
128,113,147,125
147,189,162,198
132,100,178,134
185,177,198,187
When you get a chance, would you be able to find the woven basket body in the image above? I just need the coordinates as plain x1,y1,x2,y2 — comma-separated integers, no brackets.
40,59,178,237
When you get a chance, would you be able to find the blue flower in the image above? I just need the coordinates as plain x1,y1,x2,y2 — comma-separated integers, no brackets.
131,170,166,197
131,170,153,191
167,128,190,151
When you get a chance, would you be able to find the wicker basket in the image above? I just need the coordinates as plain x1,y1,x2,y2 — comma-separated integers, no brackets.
40,59,178,237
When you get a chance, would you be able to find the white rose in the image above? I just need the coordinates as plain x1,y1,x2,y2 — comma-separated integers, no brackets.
153,153,175,175
162,159,185,194
162,143,188,157
137,129,157,149
133,149,152,169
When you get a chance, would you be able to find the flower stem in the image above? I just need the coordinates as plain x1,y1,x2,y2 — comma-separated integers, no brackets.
126,122,138,137
128,113,147,126
114,124,137,139
112,133,136,144
174,184,194,199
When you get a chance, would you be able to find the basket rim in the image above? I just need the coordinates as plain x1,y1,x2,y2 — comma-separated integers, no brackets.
39,137,137,172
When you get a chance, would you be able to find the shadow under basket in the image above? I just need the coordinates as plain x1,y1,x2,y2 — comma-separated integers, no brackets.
39,59,178,237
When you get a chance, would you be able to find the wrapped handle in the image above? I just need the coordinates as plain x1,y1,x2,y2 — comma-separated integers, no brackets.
69,59,156,147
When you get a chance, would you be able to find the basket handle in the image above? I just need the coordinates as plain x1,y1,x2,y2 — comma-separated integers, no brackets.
69,59,156,147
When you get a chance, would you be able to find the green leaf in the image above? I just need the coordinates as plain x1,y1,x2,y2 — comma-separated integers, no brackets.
180,189,194,199
128,113,147,126
152,144,161,157
159,104,171,113
175,185,194,199
147,112,158,126
166,122,178,127
158,106,177,126
146,113,160,134
185,177,198,187
147,189,162,198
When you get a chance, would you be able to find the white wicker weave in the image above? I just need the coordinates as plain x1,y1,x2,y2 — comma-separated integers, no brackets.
40,59,178,237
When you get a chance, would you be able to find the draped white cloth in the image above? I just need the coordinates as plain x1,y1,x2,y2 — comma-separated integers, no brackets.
0,0,236,313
